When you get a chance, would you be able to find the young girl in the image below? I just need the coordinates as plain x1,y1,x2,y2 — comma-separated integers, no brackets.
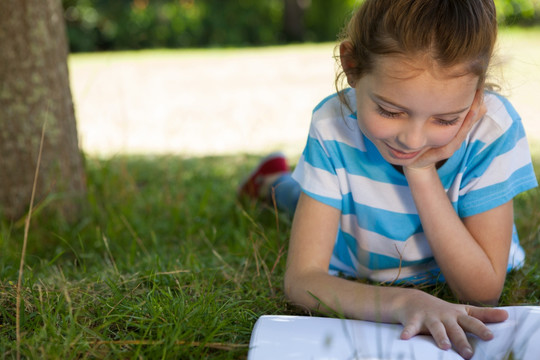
239,0,538,358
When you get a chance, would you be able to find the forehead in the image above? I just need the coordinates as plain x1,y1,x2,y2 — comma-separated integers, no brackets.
364,55,479,113
372,54,475,82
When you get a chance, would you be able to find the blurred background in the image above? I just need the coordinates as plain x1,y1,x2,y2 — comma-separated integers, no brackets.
64,0,540,157
63,0,357,52
62,0,540,51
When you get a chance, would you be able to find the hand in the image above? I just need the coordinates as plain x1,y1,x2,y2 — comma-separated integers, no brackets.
405,89,487,171
395,290,508,359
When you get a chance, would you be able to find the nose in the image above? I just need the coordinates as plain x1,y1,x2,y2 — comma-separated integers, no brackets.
396,121,427,151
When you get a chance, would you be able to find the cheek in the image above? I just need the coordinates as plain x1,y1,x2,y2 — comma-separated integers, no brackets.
427,127,460,147
358,114,396,140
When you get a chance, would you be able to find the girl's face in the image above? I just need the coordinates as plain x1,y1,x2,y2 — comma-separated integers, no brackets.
353,56,480,167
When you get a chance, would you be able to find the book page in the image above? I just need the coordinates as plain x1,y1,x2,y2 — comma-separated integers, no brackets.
248,306,540,360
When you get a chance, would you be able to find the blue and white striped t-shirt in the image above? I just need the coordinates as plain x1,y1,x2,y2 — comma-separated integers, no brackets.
292,89,538,284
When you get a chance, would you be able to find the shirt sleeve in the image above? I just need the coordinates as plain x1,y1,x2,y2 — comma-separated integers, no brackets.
457,94,538,217
292,121,344,210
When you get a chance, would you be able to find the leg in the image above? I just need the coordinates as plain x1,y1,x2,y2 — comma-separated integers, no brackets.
269,174,301,218
238,152,300,218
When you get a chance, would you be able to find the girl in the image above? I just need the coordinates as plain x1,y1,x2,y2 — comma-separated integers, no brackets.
239,0,538,358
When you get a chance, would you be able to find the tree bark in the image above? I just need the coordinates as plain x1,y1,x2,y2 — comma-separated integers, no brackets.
0,0,86,221
284,0,308,42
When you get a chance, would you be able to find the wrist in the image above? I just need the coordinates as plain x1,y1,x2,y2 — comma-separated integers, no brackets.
387,287,424,323
403,163,437,180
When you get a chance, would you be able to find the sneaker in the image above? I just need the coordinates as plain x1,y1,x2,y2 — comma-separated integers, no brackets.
238,152,290,200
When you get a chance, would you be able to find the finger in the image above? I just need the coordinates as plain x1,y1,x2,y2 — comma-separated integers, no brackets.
400,324,419,340
448,91,483,150
425,320,452,350
400,319,423,340
477,101,487,118
445,321,474,360
458,314,494,341
470,88,485,114
467,306,509,324
461,104,480,131
462,89,485,130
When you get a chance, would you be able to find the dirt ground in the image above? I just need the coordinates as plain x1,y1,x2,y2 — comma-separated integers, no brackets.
69,38,539,158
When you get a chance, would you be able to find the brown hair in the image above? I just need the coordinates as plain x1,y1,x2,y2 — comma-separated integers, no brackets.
336,0,498,106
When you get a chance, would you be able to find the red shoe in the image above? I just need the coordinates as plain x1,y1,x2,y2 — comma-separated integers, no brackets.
238,152,290,200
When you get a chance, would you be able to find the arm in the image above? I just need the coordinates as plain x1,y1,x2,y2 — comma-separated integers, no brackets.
284,192,400,322
402,90,513,303
284,192,507,359
404,166,512,304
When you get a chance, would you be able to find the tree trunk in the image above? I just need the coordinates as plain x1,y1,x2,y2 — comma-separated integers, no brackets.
0,0,86,221
284,0,307,42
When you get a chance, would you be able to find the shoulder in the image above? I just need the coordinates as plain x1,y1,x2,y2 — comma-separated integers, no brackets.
309,89,361,144
453,93,537,217
469,92,525,147
312,89,355,118
483,92,521,129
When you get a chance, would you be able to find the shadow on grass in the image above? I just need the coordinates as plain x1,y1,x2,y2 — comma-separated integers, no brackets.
0,153,296,359
0,153,538,359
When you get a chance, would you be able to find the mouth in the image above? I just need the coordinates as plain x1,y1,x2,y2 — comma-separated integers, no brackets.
385,144,422,160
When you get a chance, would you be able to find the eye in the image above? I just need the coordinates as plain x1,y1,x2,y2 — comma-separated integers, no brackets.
435,117,460,126
376,106,403,119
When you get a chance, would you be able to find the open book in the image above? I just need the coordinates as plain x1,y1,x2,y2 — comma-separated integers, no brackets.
248,306,540,360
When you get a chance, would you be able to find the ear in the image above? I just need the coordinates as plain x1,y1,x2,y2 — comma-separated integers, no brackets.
340,41,358,87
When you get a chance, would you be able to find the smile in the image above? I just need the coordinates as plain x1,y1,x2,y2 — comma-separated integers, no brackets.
385,144,422,160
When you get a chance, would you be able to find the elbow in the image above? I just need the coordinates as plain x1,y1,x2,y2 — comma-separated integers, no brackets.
283,268,299,303
284,266,337,314
452,269,507,306
459,294,501,307
455,282,504,306
283,267,318,310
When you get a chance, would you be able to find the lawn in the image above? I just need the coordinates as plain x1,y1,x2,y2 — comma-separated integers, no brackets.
0,153,538,359
1,155,294,359
1,28,540,359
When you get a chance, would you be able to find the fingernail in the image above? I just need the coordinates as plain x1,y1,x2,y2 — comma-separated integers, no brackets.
441,339,450,345
463,347,473,358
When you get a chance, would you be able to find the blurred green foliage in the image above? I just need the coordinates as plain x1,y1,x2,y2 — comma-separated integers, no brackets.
62,0,540,52
63,0,280,51
496,0,540,25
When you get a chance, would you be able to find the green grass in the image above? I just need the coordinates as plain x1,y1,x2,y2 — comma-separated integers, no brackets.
0,155,295,359
0,152,539,359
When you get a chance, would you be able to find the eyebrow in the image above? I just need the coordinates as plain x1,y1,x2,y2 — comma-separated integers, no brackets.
371,93,470,116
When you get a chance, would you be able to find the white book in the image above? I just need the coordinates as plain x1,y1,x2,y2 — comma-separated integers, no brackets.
248,306,540,360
